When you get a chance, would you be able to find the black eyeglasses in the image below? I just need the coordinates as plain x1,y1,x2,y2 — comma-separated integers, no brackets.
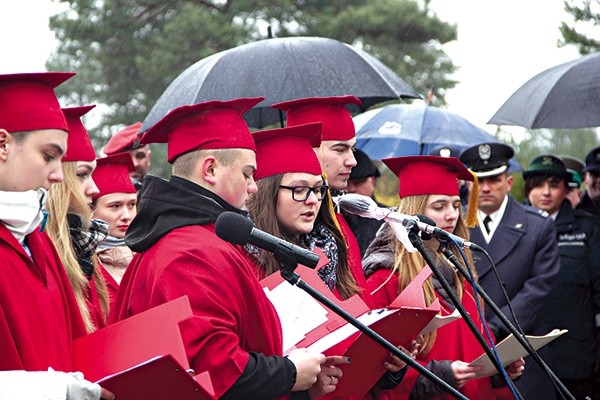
278,185,329,202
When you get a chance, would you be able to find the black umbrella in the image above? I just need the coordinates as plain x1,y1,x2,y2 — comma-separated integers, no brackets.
488,52,600,129
142,36,420,130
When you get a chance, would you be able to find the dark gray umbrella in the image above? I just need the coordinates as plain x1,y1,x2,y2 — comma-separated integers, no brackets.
488,52,600,129
142,36,420,130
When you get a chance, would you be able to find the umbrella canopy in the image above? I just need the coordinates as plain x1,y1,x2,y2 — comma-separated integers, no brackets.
353,103,522,171
142,36,420,131
488,52,600,129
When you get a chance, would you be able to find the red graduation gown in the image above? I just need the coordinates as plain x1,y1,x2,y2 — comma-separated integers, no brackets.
114,224,285,399
366,270,509,400
0,225,86,372
99,264,119,322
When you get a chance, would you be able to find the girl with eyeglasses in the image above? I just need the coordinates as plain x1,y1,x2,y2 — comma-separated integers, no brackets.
247,123,413,399
247,122,363,301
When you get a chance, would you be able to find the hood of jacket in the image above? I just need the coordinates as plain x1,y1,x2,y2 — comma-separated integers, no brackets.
125,175,246,252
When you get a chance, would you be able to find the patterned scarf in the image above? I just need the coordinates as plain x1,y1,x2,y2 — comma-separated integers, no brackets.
300,221,338,291
67,214,108,279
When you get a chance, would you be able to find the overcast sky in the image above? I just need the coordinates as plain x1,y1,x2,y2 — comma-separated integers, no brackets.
0,0,584,137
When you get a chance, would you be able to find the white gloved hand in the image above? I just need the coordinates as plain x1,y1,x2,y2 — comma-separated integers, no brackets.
0,369,100,400
65,371,101,400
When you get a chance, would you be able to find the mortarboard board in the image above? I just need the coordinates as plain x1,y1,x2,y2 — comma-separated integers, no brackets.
62,105,97,162
383,155,474,198
0,72,75,133
140,97,264,164
271,95,361,141
92,152,137,200
252,122,322,180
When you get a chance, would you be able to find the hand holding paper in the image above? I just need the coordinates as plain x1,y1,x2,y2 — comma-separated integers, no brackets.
469,329,567,378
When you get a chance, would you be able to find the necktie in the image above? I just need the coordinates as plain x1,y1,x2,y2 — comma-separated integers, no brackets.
483,215,492,234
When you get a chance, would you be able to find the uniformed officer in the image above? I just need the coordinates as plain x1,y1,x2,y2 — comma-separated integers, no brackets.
523,155,600,400
578,146,600,215
559,155,585,208
459,142,561,400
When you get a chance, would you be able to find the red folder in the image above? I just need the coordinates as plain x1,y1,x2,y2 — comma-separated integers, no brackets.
262,263,439,398
72,296,215,400
324,266,440,398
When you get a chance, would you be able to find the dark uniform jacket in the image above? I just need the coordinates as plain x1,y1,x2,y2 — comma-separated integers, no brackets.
470,196,560,337
544,200,600,380
577,191,600,216
469,196,561,400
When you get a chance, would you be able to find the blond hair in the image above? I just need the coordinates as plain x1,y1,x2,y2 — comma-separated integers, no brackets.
46,162,109,333
389,194,479,353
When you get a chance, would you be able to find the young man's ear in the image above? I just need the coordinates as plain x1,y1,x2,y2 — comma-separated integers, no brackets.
0,129,11,161
199,156,218,184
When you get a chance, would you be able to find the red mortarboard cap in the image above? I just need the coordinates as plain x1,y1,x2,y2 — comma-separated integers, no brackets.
140,97,264,163
103,121,143,155
383,155,474,198
62,105,97,162
92,152,137,200
252,122,322,180
271,95,361,141
0,72,75,133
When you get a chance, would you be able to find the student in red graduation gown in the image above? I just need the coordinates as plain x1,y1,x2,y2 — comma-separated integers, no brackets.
113,98,341,399
246,123,411,398
272,96,371,306
46,105,110,332
91,152,137,318
362,156,525,399
0,72,113,400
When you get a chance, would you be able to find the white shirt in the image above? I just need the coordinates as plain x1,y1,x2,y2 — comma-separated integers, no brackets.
477,195,509,243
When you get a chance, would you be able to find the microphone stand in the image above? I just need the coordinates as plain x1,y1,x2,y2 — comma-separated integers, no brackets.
272,248,468,400
439,240,575,400
402,220,517,394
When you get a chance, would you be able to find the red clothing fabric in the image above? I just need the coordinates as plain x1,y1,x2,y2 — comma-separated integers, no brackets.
113,224,285,399
86,275,107,330
99,264,119,321
366,269,507,400
336,213,374,308
0,226,86,371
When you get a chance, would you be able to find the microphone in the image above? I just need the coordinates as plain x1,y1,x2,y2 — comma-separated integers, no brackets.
338,193,484,252
215,211,320,268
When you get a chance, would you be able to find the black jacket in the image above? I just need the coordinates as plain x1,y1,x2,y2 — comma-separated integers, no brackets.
543,200,600,379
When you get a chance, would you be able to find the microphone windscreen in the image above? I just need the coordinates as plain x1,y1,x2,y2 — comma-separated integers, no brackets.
215,211,253,245
338,193,375,216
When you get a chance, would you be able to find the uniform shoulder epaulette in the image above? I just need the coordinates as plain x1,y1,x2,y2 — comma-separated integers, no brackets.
524,205,549,218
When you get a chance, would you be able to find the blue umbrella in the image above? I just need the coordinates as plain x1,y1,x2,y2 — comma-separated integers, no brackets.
353,103,495,157
353,103,522,171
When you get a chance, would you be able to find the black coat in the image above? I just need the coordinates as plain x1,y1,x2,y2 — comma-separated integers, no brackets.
543,200,600,380
469,196,561,399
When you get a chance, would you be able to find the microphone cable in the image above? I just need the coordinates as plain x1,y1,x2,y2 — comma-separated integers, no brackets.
441,236,522,400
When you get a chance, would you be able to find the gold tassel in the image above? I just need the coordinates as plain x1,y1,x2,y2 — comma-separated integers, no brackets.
465,170,479,228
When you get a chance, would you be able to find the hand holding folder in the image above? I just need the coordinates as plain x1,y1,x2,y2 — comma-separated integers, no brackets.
261,261,441,398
